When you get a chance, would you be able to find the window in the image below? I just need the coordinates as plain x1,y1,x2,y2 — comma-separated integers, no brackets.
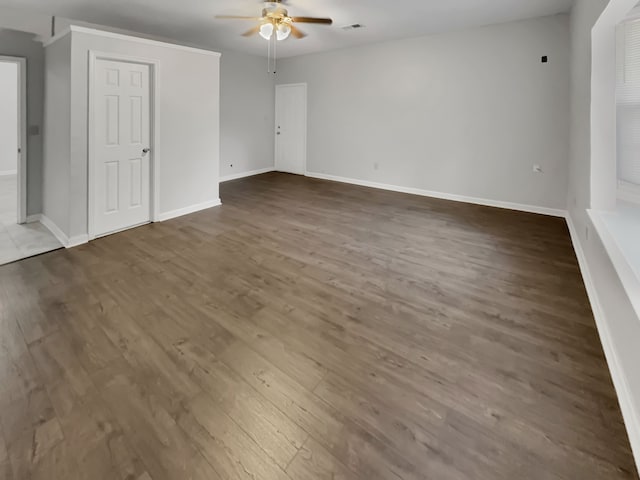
616,20,640,203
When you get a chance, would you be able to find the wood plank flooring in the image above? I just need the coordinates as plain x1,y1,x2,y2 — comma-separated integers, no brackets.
0,172,637,479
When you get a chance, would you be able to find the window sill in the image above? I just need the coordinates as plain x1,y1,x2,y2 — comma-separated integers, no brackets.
588,203,640,319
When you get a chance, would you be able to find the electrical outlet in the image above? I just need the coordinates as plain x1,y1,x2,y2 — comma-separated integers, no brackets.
533,165,543,173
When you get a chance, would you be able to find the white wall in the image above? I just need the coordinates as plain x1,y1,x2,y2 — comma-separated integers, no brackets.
43,34,71,234
0,61,18,175
569,0,640,469
0,28,44,215
52,17,276,181
66,29,220,239
276,14,570,211
0,6,51,39
220,50,275,180
4,10,274,211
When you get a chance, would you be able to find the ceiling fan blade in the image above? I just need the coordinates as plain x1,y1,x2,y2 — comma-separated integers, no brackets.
291,16,333,25
290,25,307,39
241,26,261,37
215,15,262,20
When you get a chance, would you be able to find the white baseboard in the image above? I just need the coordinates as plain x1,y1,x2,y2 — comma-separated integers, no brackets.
39,214,68,246
36,200,224,245
0,170,17,176
305,172,567,218
156,198,222,222
220,167,275,183
67,234,90,248
566,214,640,473
39,214,88,248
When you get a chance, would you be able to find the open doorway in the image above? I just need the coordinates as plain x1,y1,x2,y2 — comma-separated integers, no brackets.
0,54,61,265
0,58,24,223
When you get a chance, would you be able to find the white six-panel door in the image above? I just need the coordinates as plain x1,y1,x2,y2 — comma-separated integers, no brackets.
275,84,307,175
93,59,151,237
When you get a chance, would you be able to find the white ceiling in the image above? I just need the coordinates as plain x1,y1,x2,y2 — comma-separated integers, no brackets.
0,0,574,58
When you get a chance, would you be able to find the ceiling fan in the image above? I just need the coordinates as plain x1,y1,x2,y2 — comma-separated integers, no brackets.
216,0,333,41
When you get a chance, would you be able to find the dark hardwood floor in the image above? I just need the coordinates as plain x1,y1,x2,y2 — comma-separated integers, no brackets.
0,172,637,479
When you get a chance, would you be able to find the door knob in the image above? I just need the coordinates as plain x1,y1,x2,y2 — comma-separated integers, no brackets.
142,148,151,154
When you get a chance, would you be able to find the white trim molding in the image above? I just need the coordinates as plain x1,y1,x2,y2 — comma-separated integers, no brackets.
0,170,17,176
156,199,222,222
44,26,221,58
220,167,275,183
39,214,89,248
42,28,71,48
305,172,567,217
67,234,91,248
566,213,640,472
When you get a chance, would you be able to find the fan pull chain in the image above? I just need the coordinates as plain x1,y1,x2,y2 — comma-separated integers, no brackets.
267,33,271,73
273,34,277,74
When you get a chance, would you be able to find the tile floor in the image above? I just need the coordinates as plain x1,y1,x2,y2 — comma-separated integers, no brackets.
0,175,62,266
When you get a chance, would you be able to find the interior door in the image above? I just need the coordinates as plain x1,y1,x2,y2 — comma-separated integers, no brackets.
275,84,307,175
93,59,151,237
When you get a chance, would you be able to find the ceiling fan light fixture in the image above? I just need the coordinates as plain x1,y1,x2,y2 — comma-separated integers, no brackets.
276,23,291,41
259,22,274,40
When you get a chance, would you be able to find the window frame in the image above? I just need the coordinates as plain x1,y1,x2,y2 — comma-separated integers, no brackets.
616,18,640,205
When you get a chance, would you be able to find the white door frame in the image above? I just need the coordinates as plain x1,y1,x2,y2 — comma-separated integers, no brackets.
275,82,307,175
87,51,160,240
0,56,28,224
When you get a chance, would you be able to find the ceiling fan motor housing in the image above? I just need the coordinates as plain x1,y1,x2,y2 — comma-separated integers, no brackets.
262,5,290,26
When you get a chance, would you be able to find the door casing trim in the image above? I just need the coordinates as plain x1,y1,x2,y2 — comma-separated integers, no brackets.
88,50,160,240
